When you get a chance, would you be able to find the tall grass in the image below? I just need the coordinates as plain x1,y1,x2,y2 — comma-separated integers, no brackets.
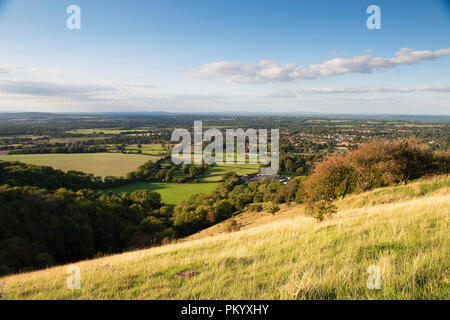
337,175,450,210
1,176,448,300
1,205,448,298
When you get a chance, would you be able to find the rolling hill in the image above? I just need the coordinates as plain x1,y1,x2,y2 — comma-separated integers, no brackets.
0,176,448,300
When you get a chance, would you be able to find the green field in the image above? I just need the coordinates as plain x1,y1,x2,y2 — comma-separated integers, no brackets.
125,144,169,155
0,153,161,178
66,128,150,135
162,153,260,182
199,163,259,182
107,182,221,205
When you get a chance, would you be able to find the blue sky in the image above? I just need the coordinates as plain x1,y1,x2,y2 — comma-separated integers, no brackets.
0,0,449,114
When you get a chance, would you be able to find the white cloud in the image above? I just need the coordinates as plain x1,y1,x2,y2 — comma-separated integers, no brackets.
189,47,450,84
0,79,117,102
265,85,450,98
296,85,450,94
0,72,448,115
0,64,65,77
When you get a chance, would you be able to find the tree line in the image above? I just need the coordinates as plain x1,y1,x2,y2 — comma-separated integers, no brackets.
0,158,210,193
0,186,168,275
8,143,108,155
125,159,210,183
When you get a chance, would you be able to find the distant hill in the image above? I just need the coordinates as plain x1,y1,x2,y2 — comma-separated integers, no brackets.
1,111,449,122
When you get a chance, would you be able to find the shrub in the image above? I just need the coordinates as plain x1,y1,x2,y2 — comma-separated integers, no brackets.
268,204,280,214
249,204,263,212
387,138,434,185
435,149,450,176
214,200,234,221
299,138,435,221
223,219,240,233
305,199,337,222
140,216,166,234
173,206,208,236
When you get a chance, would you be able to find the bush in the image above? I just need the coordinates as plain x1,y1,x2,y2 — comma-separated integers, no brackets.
140,216,166,234
268,204,280,214
305,199,337,222
223,219,240,233
435,149,450,176
388,138,434,185
214,200,234,221
248,204,263,212
299,138,435,221
173,206,208,236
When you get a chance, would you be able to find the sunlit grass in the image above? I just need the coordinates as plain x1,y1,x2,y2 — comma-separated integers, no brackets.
338,176,450,210
1,177,448,300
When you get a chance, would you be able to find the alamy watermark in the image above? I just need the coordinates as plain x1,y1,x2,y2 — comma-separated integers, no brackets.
367,5,381,30
66,5,81,30
366,265,381,290
66,265,81,290
66,4,381,31
171,121,279,176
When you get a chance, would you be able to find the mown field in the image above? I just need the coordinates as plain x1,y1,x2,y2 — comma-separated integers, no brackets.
106,182,221,205
199,164,259,182
125,144,169,155
0,153,161,178
1,176,448,300
160,154,260,182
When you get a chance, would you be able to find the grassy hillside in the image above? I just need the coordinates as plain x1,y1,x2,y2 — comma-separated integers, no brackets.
337,175,450,210
1,177,448,300
0,153,161,178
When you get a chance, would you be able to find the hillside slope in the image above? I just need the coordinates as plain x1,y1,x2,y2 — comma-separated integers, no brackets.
187,175,450,241
1,177,449,300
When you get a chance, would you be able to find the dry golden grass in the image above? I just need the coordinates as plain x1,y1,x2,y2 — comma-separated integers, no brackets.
185,202,305,241
1,177,449,300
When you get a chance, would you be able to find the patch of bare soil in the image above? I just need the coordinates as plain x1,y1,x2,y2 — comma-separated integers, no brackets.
173,270,198,279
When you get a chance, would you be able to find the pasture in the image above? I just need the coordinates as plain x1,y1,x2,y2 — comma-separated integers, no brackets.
199,163,259,182
106,182,221,205
125,144,169,155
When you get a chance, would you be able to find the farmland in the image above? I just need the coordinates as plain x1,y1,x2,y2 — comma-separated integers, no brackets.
66,128,151,135
199,164,259,182
125,144,170,155
0,113,449,301
106,182,221,205
0,153,161,178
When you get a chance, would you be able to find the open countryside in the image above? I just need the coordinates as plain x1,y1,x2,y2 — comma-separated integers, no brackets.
0,153,161,178
1,176,448,300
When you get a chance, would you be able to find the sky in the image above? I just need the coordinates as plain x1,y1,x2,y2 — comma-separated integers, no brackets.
0,0,449,115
